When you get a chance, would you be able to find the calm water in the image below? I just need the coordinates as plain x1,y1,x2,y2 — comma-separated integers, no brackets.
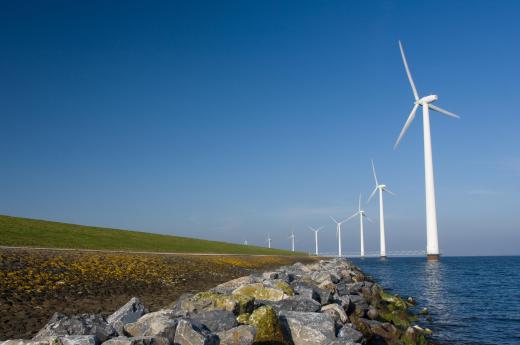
351,256,520,345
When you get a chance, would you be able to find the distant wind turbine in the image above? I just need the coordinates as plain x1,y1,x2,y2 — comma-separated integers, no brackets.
330,216,348,257
244,240,248,245
368,160,394,258
267,233,272,249
289,232,295,252
394,41,459,260
308,226,323,256
346,194,372,258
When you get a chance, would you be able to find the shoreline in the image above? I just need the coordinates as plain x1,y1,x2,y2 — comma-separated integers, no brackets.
2,256,434,345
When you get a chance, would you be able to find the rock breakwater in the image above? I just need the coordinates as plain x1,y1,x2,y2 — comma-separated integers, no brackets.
1,258,434,345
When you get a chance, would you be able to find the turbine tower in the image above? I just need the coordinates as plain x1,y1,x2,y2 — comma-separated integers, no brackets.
346,194,372,258
289,232,295,252
308,226,322,256
330,216,348,257
394,41,459,260
368,160,395,258
267,233,272,249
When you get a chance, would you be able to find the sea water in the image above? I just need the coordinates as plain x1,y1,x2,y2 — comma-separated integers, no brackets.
352,256,520,345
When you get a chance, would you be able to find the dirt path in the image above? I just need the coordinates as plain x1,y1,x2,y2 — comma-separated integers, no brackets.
0,248,318,340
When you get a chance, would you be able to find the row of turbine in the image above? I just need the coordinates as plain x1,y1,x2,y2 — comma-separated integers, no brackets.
255,41,459,260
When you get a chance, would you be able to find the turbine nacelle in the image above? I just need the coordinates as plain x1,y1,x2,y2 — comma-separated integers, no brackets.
417,95,438,104
377,184,386,189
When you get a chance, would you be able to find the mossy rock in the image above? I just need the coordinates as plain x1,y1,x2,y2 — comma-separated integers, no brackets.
237,313,251,324
402,326,427,345
191,291,254,314
274,281,294,296
248,306,288,345
379,309,413,329
380,290,410,310
233,283,286,301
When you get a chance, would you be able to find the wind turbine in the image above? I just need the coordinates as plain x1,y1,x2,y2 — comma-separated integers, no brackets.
244,240,248,245
394,41,459,260
267,233,272,249
368,160,395,258
330,216,348,257
289,232,295,252
308,226,322,256
346,194,372,258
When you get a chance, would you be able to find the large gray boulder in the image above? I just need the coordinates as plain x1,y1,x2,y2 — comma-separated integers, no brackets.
337,325,364,343
107,298,148,335
1,341,50,345
54,336,98,345
262,296,321,313
279,311,336,345
173,319,218,345
216,325,256,345
101,336,169,345
33,313,117,343
321,304,348,323
290,282,320,302
124,310,178,343
188,310,238,333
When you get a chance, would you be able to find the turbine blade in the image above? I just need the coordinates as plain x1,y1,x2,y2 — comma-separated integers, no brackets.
429,104,460,119
399,41,419,101
367,187,378,203
365,216,374,223
384,187,396,196
346,212,358,222
371,160,379,185
394,103,419,149
330,216,338,224
358,193,362,212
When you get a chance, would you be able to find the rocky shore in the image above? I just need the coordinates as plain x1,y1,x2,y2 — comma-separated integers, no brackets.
1,258,433,345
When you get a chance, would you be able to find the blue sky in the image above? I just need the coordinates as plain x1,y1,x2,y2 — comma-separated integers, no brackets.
1,1,519,256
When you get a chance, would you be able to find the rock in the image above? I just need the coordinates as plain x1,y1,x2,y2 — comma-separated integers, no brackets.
279,311,335,345
402,326,427,345
261,296,321,313
379,309,415,328
1,341,50,345
54,336,98,345
344,283,364,295
178,291,254,315
189,310,238,333
290,282,320,302
262,271,279,280
211,276,258,295
380,291,409,310
310,271,333,284
366,307,378,320
107,298,148,336
101,336,169,345
321,304,348,323
216,325,256,345
337,325,364,343
124,310,177,342
232,283,286,301
173,319,218,345
247,306,287,344
419,307,429,315
235,313,250,324
316,287,332,306
33,313,117,343
366,320,399,341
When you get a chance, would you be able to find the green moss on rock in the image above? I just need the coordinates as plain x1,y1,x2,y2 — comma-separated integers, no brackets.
232,283,285,301
248,306,287,344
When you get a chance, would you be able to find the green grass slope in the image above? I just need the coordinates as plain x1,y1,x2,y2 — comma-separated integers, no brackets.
0,215,304,255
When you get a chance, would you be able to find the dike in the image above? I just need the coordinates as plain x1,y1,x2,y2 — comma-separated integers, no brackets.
1,258,434,345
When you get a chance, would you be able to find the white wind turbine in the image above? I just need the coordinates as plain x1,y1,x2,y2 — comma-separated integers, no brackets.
267,233,272,249
368,160,395,258
394,41,459,260
308,226,323,256
330,216,348,257
346,194,372,258
289,232,295,252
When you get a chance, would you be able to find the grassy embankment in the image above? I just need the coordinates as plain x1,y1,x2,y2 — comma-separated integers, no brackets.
0,214,304,255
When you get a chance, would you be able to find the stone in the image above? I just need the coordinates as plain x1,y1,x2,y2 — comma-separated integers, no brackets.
271,296,321,313
290,282,320,302
101,336,169,345
402,326,427,345
337,325,364,343
380,291,409,310
321,304,348,323
178,291,254,315
366,307,378,320
279,311,335,345
173,319,218,345
232,283,286,301
262,272,279,280
189,310,238,333
1,341,50,345
247,306,287,344
33,313,117,343
211,276,258,295
216,325,256,345
54,336,98,345
107,298,148,336
124,310,178,343
366,320,399,341
419,307,429,315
